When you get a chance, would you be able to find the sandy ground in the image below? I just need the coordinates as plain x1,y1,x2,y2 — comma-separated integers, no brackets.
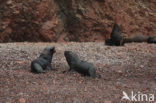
0,42,156,103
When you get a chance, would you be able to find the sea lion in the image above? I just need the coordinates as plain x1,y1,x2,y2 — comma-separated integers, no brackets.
147,37,156,44
123,34,156,44
105,23,124,46
64,51,100,78
123,34,148,43
31,46,56,73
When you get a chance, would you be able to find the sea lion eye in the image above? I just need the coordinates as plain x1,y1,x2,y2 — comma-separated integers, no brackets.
50,47,55,52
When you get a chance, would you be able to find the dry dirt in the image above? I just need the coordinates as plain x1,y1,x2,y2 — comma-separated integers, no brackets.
0,42,156,103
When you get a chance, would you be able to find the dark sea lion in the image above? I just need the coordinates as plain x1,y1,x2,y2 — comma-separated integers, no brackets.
31,46,55,73
147,37,156,44
64,51,100,78
123,34,148,43
105,23,124,46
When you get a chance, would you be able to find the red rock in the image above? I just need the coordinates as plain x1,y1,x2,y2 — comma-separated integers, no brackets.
0,0,155,42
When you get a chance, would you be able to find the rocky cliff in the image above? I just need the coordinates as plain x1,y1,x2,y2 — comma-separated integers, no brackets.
0,0,155,42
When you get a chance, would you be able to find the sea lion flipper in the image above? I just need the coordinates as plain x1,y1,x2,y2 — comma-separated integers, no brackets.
33,63,45,73
89,68,96,78
46,65,52,70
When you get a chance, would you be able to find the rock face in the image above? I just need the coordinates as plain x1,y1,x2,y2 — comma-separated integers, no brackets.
0,0,155,42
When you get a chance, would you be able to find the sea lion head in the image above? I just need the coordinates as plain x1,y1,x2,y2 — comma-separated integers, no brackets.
44,46,55,54
64,51,72,57
40,46,56,59
49,46,56,53
112,23,120,32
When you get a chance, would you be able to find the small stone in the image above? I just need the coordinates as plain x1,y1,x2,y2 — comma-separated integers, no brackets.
16,60,24,64
104,100,112,103
55,102,62,103
6,0,12,5
73,98,80,103
19,98,25,103
117,70,123,75
140,65,144,68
